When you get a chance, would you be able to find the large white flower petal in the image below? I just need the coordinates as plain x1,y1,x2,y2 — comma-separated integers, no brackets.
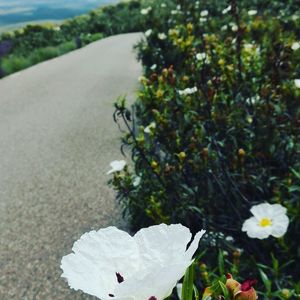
184,229,206,260
134,224,192,269
271,215,289,237
61,227,139,299
270,204,287,217
250,203,272,219
115,262,191,300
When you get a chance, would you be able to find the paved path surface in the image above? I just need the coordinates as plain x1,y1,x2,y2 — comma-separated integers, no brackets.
0,33,142,299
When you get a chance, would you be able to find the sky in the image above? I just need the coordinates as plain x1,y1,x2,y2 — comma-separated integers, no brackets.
0,0,118,26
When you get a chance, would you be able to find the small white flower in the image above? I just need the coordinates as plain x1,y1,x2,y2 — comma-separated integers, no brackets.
200,10,209,17
295,79,300,88
178,87,198,96
221,25,228,31
158,33,167,40
61,224,206,300
176,5,181,10
141,6,152,15
199,17,207,23
145,29,152,37
144,122,156,133
231,24,238,32
171,10,178,15
222,5,231,14
196,52,206,61
291,42,300,51
150,64,157,70
161,3,166,8
133,176,141,187
242,203,289,239
248,10,257,16
107,160,126,175
225,236,234,242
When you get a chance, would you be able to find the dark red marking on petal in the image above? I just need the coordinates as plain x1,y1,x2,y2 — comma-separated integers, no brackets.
226,273,232,279
116,272,124,283
109,294,114,297
241,279,257,291
148,297,157,300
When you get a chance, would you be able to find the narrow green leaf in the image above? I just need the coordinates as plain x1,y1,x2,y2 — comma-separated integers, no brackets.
182,263,195,300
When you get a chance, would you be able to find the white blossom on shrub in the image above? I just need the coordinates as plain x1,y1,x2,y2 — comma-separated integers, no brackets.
242,203,289,239
248,10,257,16
196,52,206,61
144,122,156,134
291,42,300,51
107,160,126,175
222,5,231,14
295,79,300,88
178,87,198,96
145,29,153,37
141,7,152,15
200,10,209,17
158,33,167,40
61,224,206,300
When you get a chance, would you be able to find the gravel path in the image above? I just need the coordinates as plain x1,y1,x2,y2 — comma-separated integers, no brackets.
0,33,142,299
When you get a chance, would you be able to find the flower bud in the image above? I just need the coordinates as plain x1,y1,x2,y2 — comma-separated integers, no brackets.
151,161,158,169
281,289,292,299
238,148,246,157
234,279,257,300
226,273,240,295
178,151,186,162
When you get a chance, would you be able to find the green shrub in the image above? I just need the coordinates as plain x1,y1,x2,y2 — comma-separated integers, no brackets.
110,0,300,292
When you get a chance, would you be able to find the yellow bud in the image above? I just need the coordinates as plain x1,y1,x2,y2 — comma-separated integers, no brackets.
178,152,186,161
151,161,158,169
156,89,164,98
218,58,225,66
238,148,246,157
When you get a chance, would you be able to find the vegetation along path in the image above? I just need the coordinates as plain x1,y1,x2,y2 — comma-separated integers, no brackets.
0,32,142,299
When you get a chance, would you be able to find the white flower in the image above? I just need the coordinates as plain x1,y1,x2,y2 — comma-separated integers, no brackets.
107,160,126,175
248,10,257,16
158,33,167,40
150,64,157,70
196,52,206,61
176,5,181,10
225,236,234,242
178,87,198,96
291,42,300,51
145,29,152,37
61,224,206,300
141,6,152,15
222,5,231,14
171,10,178,15
242,203,289,239
231,24,238,32
161,3,166,8
295,79,300,88
221,25,228,31
200,10,209,17
144,122,156,134
199,17,207,23
133,176,141,187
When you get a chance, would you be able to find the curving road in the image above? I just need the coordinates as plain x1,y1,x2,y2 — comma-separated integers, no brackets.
0,33,142,299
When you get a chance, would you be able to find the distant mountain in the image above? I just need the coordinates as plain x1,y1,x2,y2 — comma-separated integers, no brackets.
0,0,119,26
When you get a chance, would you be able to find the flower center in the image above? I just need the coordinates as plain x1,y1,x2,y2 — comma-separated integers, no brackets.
259,218,272,227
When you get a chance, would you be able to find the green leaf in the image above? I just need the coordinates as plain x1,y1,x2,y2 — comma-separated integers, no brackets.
259,268,272,294
182,263,195,300
219,281,230,300
218,250,225,275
